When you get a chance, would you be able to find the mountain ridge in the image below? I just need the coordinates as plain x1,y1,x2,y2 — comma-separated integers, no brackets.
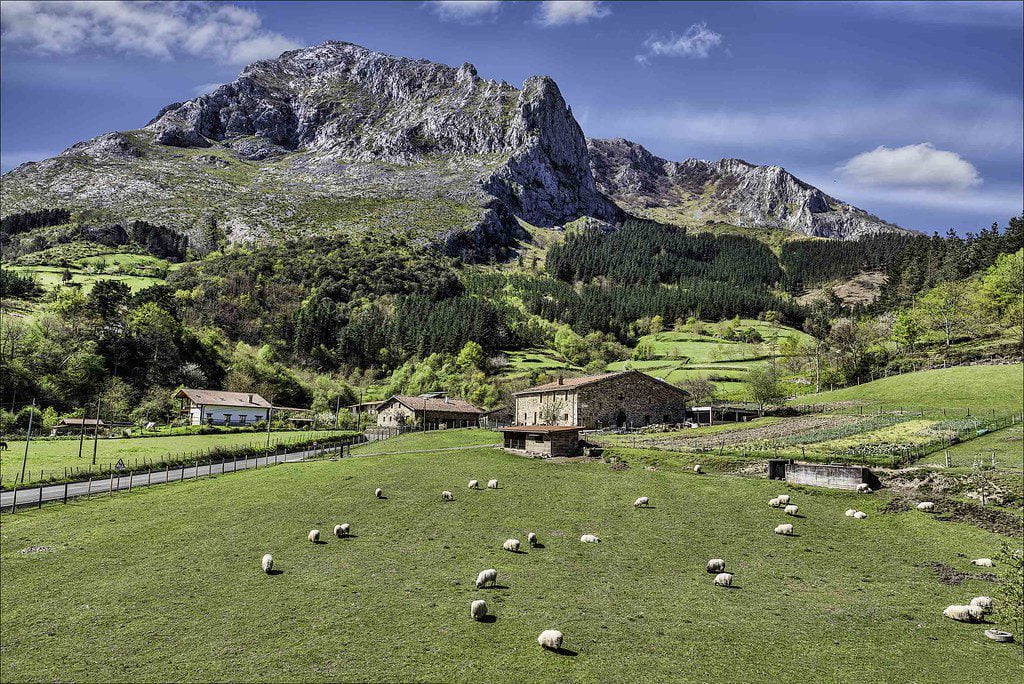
1,40,904,259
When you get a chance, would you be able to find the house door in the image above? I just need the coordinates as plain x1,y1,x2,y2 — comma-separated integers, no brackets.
616,411,627,427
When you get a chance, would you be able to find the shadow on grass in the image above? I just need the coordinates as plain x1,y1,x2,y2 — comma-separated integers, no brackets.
485,584,510,590
338,534,359,539
531,542,546,549
266,569,284,576
476,615,497,624
545,647,578,657
313,540,328,545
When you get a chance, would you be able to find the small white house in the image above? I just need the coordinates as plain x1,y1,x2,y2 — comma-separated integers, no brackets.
174,388,272,426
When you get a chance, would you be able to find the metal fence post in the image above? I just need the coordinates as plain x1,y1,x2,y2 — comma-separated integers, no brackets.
63,482,68,504
37,485,43,509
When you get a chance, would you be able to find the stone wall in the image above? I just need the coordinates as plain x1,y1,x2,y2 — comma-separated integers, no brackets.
513,372,688,428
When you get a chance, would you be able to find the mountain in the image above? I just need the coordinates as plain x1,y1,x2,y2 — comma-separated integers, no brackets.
587,138,903,239
1,41,902,259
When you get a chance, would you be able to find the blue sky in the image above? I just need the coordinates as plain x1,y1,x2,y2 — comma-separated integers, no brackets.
1,1,1021,234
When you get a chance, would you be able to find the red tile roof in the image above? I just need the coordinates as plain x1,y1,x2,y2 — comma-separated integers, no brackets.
500,425,582,434
386,395,483,414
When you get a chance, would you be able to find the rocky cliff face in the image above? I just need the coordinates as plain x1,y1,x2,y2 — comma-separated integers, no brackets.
2,41,901,259
587,138,903,239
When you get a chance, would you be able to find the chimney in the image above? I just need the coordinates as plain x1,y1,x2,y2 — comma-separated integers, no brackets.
248,393,253,404
557,376,563,386
445,396,450,404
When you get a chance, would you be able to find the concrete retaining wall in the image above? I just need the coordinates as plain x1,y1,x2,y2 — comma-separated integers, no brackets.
769,459,878,491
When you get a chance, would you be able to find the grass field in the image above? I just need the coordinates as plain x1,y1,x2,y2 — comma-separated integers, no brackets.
1,446,1018,682
920,424,1024,469
497,348,579,381
6,265,164,293
350,429,501,455
793,364,1024,413
0,430,357,486
607,320,815,400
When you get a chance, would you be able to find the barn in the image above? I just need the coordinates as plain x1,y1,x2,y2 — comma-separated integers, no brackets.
376,395,482,430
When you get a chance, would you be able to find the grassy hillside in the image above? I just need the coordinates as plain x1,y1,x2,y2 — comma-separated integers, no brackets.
1,446,1017,682
920,424,1024,469
350,428,501,455
793,364,1024,413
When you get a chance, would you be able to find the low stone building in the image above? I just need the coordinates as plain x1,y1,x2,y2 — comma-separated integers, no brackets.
513,370,690,429
501,425,582,458
376,395,482,429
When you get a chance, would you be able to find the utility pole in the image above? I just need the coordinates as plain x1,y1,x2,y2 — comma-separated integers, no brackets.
77,404,87,459
266,403,273,448
334,395,341,430
91,397,100,465
19,398,35,484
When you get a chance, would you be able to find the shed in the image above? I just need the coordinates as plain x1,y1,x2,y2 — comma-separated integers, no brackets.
501,425,582,458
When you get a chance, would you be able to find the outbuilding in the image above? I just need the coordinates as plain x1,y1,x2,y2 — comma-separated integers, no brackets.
376,395,482,429
174,388,271,426
501,425,582,458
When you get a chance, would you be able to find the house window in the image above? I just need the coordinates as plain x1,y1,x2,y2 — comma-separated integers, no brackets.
239,415,248,425
223,414,232,425
205,413,213,424
563,414,569,421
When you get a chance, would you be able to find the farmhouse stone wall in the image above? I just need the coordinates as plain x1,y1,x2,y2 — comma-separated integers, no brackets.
378,402,479,428
515,372,688,428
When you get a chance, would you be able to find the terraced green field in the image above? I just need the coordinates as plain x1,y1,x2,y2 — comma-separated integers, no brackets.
1,444,1019,682
6,265,165,293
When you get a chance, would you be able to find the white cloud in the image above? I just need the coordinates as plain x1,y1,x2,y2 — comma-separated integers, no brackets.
636,23,723,63
823,181,1022,217
0,1,300,64
425,1,502,24
535,1,610,27
835,143,982,191
619,84,1023,157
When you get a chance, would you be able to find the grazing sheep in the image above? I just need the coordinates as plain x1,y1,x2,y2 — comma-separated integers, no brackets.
784,504,799,516
694,464,703,474
634,496,649,508
943,605,985,622
777,495,791,505
375,487,384,499
475,568,498,589
333,523,350,538
970,596,994,614
853,511,868,519
308,529,320,543
528,532,538,547
971,558,995,568
487,479,499,489
580,534,601,544
537,629,563,651
714,572,734,587
261,554,274,574
774,523,794,536
845,509,857,517
856,483,872,493
706,558,726,574
917,501,935,512
442,490,454,502
468,479,479,489
503,538,521,553
769,497,782,508
470,599,488,621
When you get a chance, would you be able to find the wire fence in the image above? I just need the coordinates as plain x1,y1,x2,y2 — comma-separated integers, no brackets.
2,436,366,514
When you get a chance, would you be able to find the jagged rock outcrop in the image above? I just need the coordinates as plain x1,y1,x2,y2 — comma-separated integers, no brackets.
1,41,902,260
587,138,904,239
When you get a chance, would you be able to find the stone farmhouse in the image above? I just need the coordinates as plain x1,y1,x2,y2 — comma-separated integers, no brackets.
174,388,271,426
513,370,690,429
376,394,482,429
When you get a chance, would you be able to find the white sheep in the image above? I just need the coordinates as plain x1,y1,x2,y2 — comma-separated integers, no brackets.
261,553,274,574
943,604,985,622
706,558,726,574
503,538,521,553
845,509,857,517
768,497,782,508
694,464,703,474
970,596,994,614
971,558,995,567
537,629,563,651
442,490,454,501
777,494,791,505
470,599,488,621
468,479,479,489
774,523,793,536
475,568,498,589
308,529,320,543
714,572,734,587
528,532,538,547
375,487,384,499
853,511,868,519
487,479,499,489
333,523,351,538
580,534,601,544
784,504,799,516
856,483,872,493
634,496,649,508
917,501,935,512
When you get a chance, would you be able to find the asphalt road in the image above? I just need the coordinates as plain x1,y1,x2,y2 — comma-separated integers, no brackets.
1,444,345,511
